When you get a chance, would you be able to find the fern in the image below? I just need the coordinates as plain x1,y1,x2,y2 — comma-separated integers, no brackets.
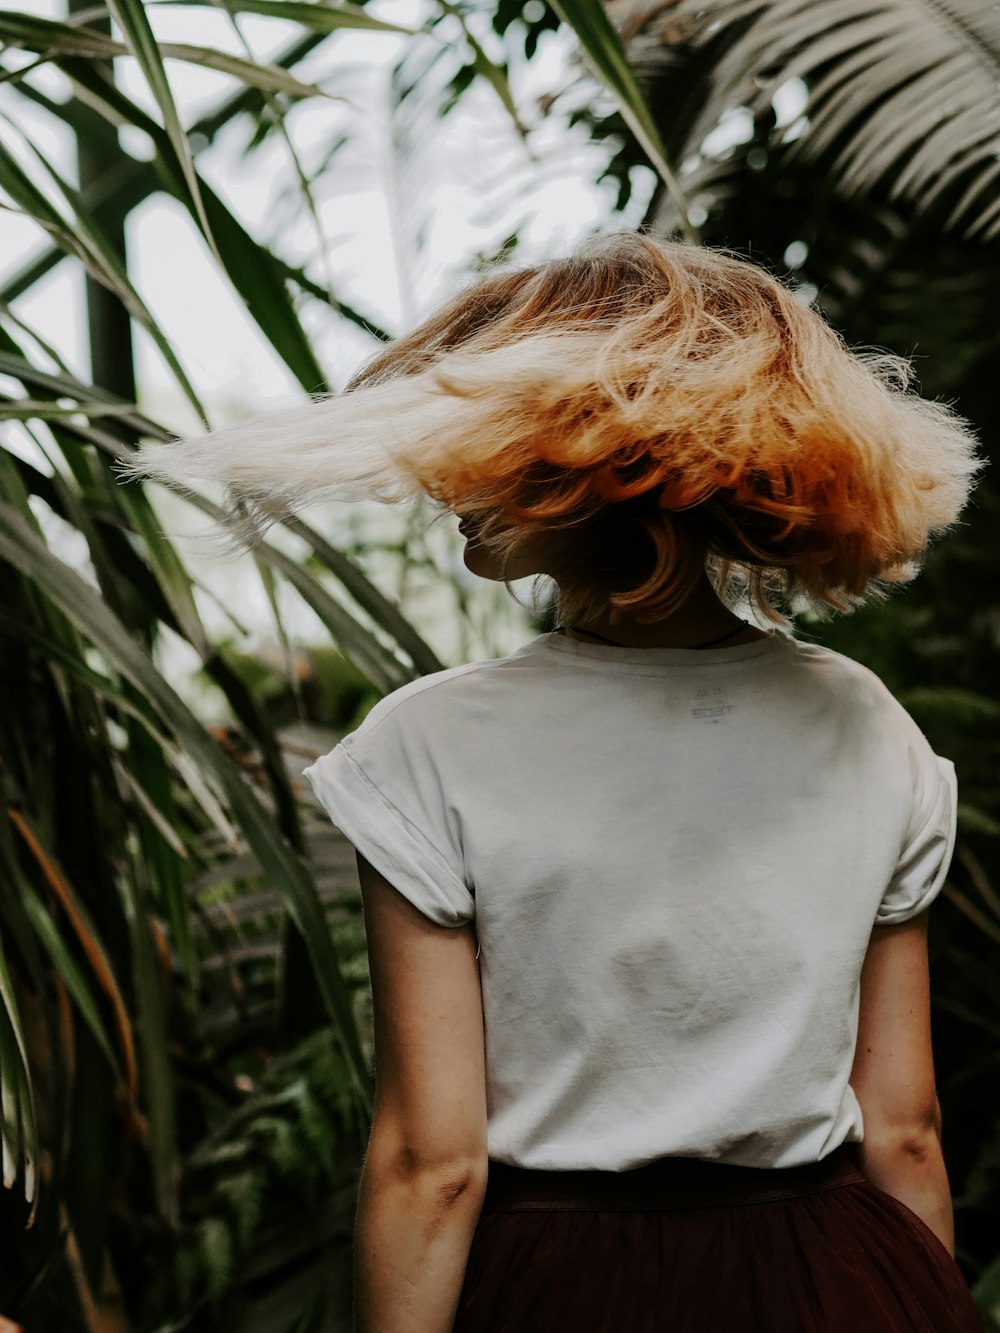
176,1027,365,1309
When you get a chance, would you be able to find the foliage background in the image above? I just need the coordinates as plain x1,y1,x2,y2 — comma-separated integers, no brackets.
1,0,998,1329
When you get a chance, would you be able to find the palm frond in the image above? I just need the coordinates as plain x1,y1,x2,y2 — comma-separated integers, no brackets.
668,0,1000,237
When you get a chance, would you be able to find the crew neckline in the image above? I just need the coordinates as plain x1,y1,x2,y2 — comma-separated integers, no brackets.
538,627,791,669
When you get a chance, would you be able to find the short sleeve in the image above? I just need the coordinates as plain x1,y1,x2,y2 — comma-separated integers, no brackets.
302,709,475,929
877,746,958,926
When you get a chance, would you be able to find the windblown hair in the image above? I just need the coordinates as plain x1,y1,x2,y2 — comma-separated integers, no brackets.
122,232,984,628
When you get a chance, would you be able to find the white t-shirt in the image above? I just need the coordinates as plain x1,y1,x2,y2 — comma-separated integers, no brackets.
303,628,957,1171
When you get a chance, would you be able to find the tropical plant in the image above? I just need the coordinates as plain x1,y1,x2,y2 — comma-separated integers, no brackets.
0,361,397,1328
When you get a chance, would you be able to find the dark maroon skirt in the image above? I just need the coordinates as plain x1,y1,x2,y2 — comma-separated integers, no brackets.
452,1142,984,1332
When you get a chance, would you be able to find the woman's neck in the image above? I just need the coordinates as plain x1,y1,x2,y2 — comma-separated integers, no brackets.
555,575,769,650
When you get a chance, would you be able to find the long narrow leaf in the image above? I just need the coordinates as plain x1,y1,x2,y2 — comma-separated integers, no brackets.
286,514,445,677
237,537,411,696
20,892,123,1082
274,256,393,342
0,400,142,421
114,482,211,660
435,0,528,139
157,41,344,102
0,130,209,425
103,0,220,264
9,808,138,1100
116,763,190,860
545,0,698,241
0,13,342,100
669,0,1000,241
149,0,419,36
0,352,172,439
118,836,179,1222
0,28,331,308
0,927,37,1207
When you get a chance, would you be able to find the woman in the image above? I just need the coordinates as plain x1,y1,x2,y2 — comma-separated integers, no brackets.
125,233,986,1332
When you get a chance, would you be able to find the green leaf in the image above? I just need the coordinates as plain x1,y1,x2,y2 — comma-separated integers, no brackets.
26,648,194,824
0,352,171,440
120,837,180,1222
103,0,221,265
0,10,117,57
80,428,421,695
0,131,209,425
0,927,37,1206
113,480,211,660
156,42,339,100
149,0,419,36
0,399,143,421
21,893,123,1082
0,28,320,308
286,514,445,677
0,12,343,100
274,255,393,343
668,0,1000,242
543,0,697,241
122,720,200,994
4,350,419,695
242,536,412,696
435,0,528,139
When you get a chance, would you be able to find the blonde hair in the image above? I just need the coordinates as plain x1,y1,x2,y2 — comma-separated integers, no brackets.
122,232,984,628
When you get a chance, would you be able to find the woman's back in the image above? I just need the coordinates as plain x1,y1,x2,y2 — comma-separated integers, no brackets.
305,626,956,1172
130,230,983,1329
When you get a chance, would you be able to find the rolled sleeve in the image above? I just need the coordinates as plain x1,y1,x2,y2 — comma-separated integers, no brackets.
303,743,475,928
877,753,957,926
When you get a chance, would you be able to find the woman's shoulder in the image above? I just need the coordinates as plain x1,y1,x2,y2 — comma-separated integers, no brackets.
346,642,531,743
785,636,932,745
786,635,893,694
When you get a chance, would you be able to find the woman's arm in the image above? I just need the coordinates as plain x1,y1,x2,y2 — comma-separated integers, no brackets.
353,851,489,1333
354,1151,487,1333
850,910,955,1255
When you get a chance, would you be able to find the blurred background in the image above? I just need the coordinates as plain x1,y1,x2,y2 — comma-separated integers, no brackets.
1,0,998,1327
